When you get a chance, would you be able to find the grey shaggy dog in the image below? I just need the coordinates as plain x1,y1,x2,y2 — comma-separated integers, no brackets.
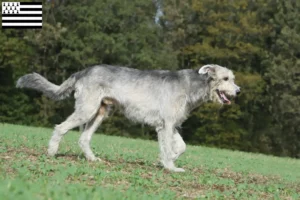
16,64,240,172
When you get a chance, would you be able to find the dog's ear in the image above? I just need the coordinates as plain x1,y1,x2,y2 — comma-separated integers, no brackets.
198,65,216,77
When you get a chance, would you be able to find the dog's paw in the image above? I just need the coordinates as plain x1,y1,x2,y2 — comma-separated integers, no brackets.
87,156,102,162
47,148,57,157
170,167,185,172
94,157,102,162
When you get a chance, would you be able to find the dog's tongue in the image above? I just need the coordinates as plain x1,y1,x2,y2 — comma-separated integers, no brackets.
221,92,231,104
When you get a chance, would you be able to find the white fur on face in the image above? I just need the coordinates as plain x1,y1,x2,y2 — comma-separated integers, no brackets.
204,65,240,104
215,67,237,95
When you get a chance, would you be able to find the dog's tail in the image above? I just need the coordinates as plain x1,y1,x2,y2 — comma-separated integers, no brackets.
16,73,76,101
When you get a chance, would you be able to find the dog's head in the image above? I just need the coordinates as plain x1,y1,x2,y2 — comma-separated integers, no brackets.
198,64,240,105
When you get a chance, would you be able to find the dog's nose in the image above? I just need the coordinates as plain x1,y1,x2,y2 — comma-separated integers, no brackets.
236,88,241,95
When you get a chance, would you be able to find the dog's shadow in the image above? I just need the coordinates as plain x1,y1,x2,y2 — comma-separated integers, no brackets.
53,153,164,170
54,153,85,160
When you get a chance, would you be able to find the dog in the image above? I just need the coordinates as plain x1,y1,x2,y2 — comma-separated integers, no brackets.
16,64,240,172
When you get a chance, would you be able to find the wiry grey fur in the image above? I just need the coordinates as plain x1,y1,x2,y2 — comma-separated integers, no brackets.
16,64,240,172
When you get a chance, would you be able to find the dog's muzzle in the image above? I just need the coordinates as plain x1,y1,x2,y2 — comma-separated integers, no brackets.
216,89,231,104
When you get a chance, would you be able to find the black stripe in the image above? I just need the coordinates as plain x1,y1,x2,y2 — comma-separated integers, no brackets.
2,14,42,17
20,8,42,11
20,2,42,5
2,26,42,29
2,20,42,23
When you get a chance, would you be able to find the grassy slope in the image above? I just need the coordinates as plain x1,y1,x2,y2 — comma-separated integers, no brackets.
0,123,299,199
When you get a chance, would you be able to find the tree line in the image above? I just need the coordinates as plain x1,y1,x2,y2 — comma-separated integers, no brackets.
0,0,299,158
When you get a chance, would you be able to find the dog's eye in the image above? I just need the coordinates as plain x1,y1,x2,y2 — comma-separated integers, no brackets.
223,77,228,81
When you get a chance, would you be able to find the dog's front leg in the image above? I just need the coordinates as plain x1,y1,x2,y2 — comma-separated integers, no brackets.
171,130,186,161
156,124,185,172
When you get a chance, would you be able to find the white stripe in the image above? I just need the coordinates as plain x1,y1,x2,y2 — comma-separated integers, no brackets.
19,11,42,14
20,5,42,9
2,17,42,20
2,23,42,26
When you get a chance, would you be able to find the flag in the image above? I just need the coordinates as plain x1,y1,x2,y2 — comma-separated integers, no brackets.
2,2,42,29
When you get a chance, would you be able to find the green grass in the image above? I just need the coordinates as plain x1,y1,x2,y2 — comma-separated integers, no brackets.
0,123,299,199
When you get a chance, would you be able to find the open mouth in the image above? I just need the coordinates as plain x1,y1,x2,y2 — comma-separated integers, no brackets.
216,89,231,105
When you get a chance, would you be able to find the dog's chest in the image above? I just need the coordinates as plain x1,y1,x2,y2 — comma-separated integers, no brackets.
120,104,162,127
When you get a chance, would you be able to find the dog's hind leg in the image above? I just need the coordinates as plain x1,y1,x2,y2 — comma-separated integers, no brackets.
78,104,109,161
47,91,102,157
157,123,185,172
47,111,96,156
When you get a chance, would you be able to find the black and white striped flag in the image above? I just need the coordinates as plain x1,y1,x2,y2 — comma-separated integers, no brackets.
2,2,42,29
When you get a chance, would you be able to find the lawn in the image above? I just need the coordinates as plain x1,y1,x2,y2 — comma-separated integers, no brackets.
0,123,299,199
